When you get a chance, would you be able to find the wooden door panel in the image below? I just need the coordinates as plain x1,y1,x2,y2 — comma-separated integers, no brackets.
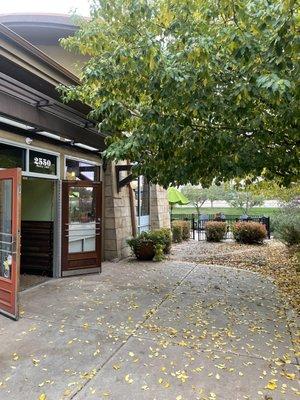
0,168,21,320
61,181,102,274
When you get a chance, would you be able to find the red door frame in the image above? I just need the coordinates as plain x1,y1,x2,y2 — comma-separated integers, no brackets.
61,180,102,275
0,168,21,320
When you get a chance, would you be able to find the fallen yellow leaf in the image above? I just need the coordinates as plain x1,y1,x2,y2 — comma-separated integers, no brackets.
265,379,277,390
282,372,296,380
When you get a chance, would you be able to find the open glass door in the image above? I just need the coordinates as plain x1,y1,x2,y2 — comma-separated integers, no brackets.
0,168,21,320
61,181,102,275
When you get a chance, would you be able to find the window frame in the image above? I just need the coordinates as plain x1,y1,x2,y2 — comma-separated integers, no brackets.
64,155,101,182
0,138,60,180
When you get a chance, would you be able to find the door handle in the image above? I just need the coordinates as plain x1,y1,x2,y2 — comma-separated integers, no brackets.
11,232,20,255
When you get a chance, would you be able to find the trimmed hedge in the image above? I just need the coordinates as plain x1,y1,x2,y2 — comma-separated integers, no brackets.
172,223,183,243
233,221,267,244
172,220,190,241
272,208,300,246
205,221,227,242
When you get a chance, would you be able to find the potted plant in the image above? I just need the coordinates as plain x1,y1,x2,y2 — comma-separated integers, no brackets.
127,228,172,261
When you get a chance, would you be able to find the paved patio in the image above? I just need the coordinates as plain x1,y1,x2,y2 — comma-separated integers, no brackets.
0,258,299,399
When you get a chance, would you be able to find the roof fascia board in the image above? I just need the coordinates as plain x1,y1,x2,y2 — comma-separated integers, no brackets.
0,90,105,150
0,56,91,115
0,23,79,86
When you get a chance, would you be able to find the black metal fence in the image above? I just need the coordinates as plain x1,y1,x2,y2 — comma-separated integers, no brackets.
171,213,271,241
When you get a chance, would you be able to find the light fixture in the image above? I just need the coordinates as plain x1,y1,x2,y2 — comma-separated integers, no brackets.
36,131,73,143
74,142,99,151
0,115,34,130
130,180,138,190
25,137,33,145
36,131,61,141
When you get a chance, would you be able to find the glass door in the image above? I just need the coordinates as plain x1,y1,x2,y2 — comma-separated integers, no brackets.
131,176,150,233
61,181,102,275
0,168,21,320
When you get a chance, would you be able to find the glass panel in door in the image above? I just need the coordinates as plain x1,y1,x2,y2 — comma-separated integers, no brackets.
0,168,21,320
68,186,96,253
0,179,13,279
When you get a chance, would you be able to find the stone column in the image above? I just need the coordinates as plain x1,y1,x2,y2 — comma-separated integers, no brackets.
103,165,170,260
150,185,171,230
103,162,133,260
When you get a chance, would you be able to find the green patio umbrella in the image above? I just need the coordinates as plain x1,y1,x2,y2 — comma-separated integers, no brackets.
167,187,190,221
167,187,190,205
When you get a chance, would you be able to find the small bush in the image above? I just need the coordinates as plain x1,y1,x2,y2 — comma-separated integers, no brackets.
233,221,267,244
158,228,172,254
153,243,165,262
272,207,300,246
181,221,191,240
172,223,183,243
205,221,227,242
276,223,300,246
172,220,190,241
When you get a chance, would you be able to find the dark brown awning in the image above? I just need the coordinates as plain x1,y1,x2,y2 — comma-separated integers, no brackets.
0,23,107,151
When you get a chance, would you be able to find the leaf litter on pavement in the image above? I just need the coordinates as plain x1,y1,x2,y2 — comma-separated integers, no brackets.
0,239,299,399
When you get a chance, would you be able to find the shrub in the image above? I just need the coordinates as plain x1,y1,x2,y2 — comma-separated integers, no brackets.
205,221,227,242
157,228,172,254
181,220,191,240
172,220,190,241
172,223,183,243
127,228,172,261
153,243,165,262
233,221,267,244
272,206,300,246
275,223,300,246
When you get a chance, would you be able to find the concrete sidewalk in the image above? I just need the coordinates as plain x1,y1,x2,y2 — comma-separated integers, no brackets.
0,260,299,400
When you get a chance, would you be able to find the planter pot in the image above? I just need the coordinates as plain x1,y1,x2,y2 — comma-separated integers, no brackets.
134,242,155,261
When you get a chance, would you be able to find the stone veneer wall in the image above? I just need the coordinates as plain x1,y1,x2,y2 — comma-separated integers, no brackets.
103,162,133,261
103,164,171,261
150,185,171,230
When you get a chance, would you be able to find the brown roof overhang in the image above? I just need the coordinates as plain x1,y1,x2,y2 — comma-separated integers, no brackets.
0,23,79,85
0,24,107,150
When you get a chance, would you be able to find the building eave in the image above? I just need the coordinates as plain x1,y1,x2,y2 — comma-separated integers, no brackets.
0,23,79,85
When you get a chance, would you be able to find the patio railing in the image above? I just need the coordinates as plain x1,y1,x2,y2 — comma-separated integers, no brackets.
171,213,271,241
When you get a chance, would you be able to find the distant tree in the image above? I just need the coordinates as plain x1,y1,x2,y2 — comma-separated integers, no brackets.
248,180,300,203
206,184,226,208
181,185,208,216
226,190,264,214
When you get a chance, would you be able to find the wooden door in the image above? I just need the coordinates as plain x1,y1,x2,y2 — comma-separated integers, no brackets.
61,181,102,275
0,168,21,320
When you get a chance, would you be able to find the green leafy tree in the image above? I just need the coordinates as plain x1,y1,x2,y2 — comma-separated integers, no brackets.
226,190,264,214
60,0,299,187
248,180,300,203
181,185,208,215
206,184,226,208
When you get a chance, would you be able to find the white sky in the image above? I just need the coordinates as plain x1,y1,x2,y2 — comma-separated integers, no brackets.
0,0,90,17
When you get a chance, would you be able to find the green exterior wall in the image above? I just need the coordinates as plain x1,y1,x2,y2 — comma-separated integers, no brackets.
21,178,55,221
